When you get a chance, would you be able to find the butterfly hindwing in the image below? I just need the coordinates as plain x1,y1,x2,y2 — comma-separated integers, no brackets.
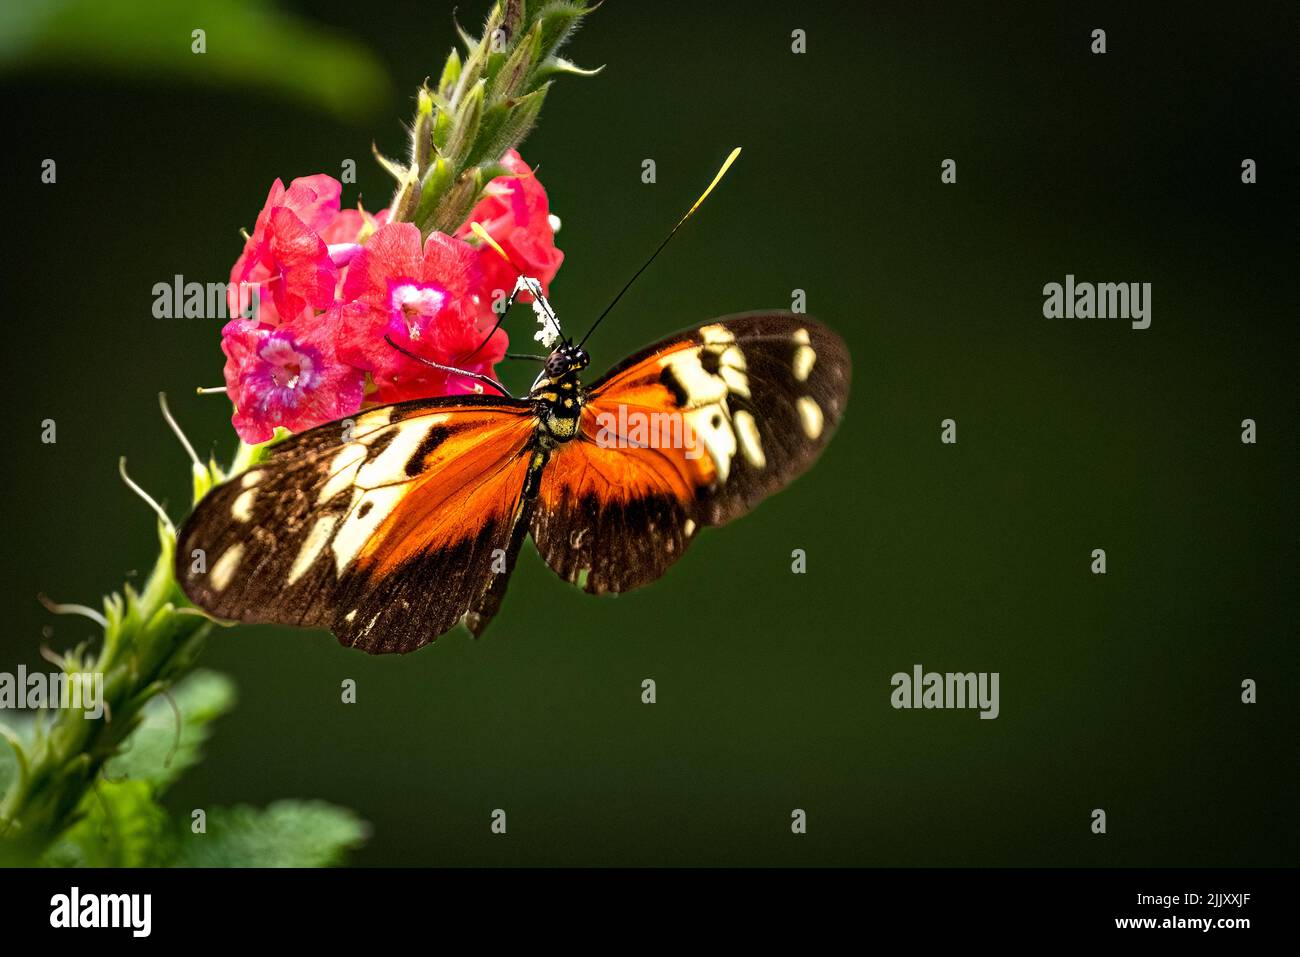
530,431,699,593
530,312,850,593
176,396,538,654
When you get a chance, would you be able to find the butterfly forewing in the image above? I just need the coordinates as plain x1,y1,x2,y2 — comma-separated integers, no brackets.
531,312,850,593
176,396,538,653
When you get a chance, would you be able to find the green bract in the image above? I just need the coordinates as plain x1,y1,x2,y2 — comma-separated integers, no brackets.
376,0,601,241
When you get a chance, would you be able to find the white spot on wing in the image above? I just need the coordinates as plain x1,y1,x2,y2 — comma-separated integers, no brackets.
231,488,256,522
331,485,406,575
659,350,728,406
355,415,448,487
685,405,736,482
797,396,824,439
319,443,368,503
792,328,816,382
240,470,264,489
210,544,244,591
699,324,735,346
719,363,751,399
288,514,340,585
734,410,766,468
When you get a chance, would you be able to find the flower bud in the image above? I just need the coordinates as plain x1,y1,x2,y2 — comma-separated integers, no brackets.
445,79,485,167
466,86,547,169
414,156,453,227
389,166,422,223
501,0,526,42
429,167,484,237
492,20,542,101
437,47,461,98
410,88,435,174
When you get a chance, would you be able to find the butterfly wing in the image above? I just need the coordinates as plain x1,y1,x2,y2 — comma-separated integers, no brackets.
176,396,539,654
530,312,850,593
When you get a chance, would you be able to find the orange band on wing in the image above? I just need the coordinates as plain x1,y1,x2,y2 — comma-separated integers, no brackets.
359,412,536,575
540,404,712,508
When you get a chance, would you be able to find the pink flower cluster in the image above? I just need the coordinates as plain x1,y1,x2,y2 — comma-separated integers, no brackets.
221,150,563,443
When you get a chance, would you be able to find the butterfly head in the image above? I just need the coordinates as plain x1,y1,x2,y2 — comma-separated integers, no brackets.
544,342,589,379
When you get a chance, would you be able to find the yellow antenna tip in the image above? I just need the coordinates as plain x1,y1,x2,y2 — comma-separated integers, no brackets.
680,146,744,223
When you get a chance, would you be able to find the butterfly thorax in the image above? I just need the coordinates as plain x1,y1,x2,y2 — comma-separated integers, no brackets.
530,343,589,445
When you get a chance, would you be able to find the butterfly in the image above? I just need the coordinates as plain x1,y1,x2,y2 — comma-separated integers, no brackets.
175,151,852,654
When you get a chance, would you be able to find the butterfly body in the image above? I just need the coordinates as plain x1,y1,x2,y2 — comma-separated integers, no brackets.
529,343,590,445
177,312,850,654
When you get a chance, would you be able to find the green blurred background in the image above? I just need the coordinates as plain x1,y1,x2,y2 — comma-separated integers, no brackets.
2,0,1295,865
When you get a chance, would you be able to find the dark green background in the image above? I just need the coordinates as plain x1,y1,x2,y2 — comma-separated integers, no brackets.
3,0,1296,865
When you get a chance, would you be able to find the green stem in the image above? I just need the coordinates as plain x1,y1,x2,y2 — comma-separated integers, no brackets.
0,434,267,864
0,532,211,864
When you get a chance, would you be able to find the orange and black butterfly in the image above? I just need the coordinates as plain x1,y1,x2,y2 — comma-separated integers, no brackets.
176,151,851,653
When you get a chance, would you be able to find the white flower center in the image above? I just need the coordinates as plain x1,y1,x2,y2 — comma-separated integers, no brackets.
390,283,449,340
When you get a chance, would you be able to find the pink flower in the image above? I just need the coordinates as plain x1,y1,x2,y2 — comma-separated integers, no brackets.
221,313,366,444
227,175,350,325
320,205,388,245
456,149,563,306
218,156,569,443
337,222,507,403
320,205,390,273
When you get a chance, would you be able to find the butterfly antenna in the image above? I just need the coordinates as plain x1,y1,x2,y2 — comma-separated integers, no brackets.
579,147,742,348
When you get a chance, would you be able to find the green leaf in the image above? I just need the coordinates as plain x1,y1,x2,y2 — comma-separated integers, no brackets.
103,670,236,791
173,801,369,867
532,55,604,82
0,0,391,122
0,714,35,805
42,779,173,867
533,0,595,63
